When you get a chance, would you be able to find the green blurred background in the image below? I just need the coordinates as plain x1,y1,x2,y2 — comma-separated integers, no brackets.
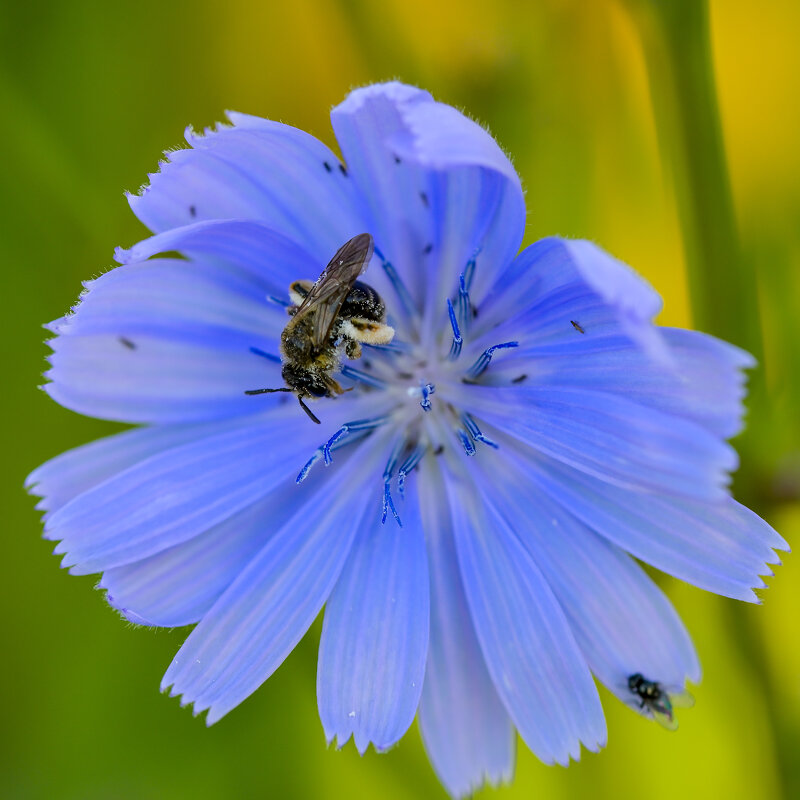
2,0,799,797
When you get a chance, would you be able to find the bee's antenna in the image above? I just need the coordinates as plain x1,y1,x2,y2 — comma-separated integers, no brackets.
244,387,293,395
298,396,321,424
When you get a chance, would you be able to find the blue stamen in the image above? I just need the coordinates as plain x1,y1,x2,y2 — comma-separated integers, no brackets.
296,415,390,483
457,429,476,456
462,413,499,449
296,451,322,484
382,483,402,527
398,443,426,497
447,299,462,360
462,252,477,291
456,273,471,333
466,341,519,379
267,295,291,308
381,439,406,527
364,340,410,354
340,365,387,389
420,383,436,412
322,428,349,465
249,346,281,363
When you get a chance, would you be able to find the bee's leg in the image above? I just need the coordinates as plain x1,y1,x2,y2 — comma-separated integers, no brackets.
344,338,362,359
244,387,293,395
325,376,346,396
298,396,321,424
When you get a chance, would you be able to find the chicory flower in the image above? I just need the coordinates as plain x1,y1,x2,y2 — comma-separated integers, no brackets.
27,82,786,798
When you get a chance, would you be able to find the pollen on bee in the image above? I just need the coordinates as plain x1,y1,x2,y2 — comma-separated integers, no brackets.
339,319,395,345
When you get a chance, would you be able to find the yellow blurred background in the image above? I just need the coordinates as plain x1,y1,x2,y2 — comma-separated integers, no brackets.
2,1,799,798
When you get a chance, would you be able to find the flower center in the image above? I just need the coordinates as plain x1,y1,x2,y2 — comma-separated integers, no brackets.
294,253,519,524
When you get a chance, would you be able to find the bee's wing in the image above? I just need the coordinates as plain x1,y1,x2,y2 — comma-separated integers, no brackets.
292,233,374,348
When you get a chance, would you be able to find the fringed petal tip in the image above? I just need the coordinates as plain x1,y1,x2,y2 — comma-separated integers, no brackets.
325,728,399,757
158,681,219,726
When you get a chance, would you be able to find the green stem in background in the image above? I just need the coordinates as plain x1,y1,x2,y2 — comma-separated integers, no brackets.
623,1,763,362
625,0,773,503
625,1,795,796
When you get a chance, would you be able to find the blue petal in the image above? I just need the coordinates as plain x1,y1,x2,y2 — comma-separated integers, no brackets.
470,452,700,708
317,474,429,753
331,82,525,337
114,219,321,296
128,112,368,264
478,327,753,441
100,480,299,627
26,423,223,517
475,237,668,363
461,384,736,502
417,461,514,798
44,405,333,574
44,256,287,424
161,435,391,725
446,464,606,765
52,256,282,340
511,441,786,601
658,327,754,438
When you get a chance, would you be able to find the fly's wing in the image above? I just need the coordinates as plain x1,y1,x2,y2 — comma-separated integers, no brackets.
649,698,678,731
650,686,693,731
292,233,374,348
668,687,695,709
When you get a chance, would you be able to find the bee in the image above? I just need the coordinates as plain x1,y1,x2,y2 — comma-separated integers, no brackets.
627,673,694,731
246,233,395,424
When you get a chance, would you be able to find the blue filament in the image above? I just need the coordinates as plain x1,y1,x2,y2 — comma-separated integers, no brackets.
364,340,410,354
381,438,406,527
296,451,322,484
466,341,519,379
397,443,426,498
266,295,291,308
382,483,402,526
447,299,462,360
457,429,476,457
420,383,436,412
462,253,477,291
456,273,471,333
296,415,390,483
249,346,281,363
462,413,499,449
340,365,387,389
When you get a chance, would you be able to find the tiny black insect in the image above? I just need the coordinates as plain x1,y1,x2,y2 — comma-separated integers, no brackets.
511,374,528,384
118,336,136,350
323,161,333,173
627,673,693,731
571,320,585,334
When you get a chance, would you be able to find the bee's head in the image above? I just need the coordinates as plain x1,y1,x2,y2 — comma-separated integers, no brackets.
282,363,330,398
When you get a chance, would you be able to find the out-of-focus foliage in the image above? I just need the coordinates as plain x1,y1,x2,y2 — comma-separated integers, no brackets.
1,1,798,798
